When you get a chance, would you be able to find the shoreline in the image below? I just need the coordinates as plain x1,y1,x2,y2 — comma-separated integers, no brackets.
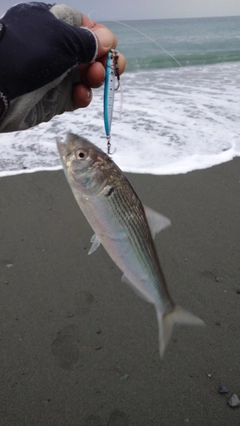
1,158,240,425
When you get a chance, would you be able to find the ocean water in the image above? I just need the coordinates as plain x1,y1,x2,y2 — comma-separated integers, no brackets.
0,16,240,177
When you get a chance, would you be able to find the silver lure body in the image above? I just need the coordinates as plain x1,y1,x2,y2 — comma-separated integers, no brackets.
57,133,204,357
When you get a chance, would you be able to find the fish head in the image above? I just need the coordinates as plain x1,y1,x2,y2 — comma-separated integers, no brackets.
57,133,110,196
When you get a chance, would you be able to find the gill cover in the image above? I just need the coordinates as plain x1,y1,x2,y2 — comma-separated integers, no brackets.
57,133,109,196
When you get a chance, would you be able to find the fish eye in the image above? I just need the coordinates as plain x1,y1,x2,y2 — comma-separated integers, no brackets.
76,149,86,160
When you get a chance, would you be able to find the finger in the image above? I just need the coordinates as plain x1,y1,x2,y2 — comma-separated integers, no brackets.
72,84,92,109
93,27,118,58
81,14,101,29
85,62,106,88
97,52,126,76
78,63,105,88
115,53,126,76
82,14,117,56
113,53,126,75
80,53,125,90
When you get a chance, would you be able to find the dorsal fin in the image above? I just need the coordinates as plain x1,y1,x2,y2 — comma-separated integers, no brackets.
144,205,171,239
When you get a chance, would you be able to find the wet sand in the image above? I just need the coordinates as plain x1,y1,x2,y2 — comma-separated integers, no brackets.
1,158,240,426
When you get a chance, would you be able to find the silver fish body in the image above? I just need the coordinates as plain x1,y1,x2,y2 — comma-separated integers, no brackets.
57,133,204,357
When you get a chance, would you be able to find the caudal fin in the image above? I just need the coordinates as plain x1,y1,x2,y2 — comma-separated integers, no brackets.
156,306,204,359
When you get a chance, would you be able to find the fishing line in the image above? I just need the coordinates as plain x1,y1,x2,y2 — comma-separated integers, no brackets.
88,10,182,154
88,10,182,68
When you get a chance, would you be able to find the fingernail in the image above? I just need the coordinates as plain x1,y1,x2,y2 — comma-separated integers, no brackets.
94,27,113,50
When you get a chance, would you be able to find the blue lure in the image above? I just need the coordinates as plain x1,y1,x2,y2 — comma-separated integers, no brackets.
103,49,120,154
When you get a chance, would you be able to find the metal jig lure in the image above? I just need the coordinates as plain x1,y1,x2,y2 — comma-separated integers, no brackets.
104,49,120,155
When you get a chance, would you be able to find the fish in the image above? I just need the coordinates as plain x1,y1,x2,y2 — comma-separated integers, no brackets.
57,133,204,358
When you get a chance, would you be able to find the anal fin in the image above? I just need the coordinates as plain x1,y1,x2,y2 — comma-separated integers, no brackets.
88,234,101,255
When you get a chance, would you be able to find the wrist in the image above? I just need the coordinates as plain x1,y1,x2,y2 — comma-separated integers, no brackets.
0,92,10,127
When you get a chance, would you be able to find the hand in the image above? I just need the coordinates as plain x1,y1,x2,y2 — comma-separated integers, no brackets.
0,3,126,132
71,14,126,109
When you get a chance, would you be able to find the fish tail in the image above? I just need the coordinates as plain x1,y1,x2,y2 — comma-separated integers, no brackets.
156,305,204,359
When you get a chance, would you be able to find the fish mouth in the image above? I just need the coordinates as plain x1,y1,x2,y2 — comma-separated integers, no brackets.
56,137,67,157
56,133,77,154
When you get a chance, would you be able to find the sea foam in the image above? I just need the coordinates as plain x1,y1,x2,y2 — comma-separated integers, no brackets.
0,62,239,177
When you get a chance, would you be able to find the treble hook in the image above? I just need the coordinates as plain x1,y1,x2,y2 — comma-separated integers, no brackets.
107,136,116,156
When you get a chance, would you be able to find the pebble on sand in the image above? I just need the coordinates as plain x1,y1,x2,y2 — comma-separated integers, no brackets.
228,394,240,408
120,374,129,381
218,385,229,394
95,345,101,350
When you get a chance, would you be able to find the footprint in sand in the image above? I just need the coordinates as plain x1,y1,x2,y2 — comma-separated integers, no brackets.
52,325,79,369
107,410,130,426
83,415,104,426
75,290,94,315
83,411,130,426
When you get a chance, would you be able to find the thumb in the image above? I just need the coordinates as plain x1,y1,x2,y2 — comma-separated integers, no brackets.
93,27,117,58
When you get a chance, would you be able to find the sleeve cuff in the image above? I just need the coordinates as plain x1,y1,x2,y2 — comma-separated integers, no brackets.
0,92,9,125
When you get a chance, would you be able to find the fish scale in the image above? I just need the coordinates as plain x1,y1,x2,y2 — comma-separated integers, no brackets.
57,133,204,358
92,166,165,305
109,189,163,291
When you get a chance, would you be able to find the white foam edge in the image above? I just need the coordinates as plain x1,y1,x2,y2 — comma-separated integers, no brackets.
0,165,63,178
0,147,239,179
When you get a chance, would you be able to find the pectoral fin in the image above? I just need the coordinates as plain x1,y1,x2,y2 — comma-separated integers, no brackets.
144,205,171,239
88,234,101,255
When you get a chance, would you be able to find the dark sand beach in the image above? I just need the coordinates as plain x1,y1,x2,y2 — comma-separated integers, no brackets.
1,158,240,426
